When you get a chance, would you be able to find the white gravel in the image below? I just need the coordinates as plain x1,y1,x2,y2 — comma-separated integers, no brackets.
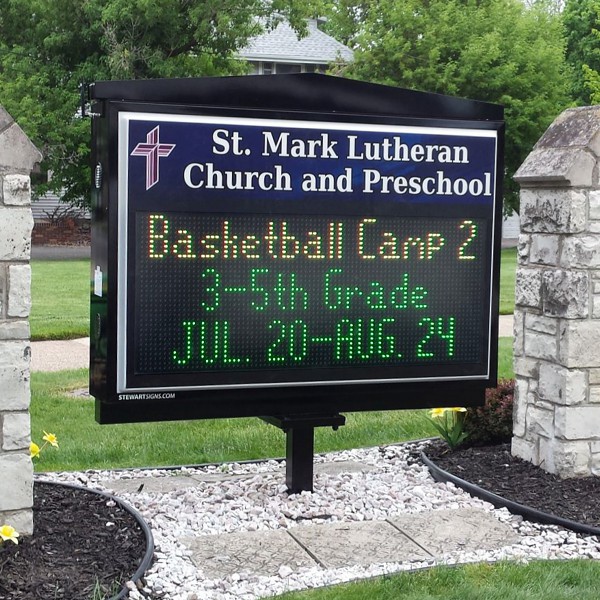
40,442,600,599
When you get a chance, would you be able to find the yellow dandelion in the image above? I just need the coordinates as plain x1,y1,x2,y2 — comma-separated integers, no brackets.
42,431,59,448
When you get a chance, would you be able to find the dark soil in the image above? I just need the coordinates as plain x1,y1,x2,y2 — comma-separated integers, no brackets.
0,481,148,600
425,441,600,528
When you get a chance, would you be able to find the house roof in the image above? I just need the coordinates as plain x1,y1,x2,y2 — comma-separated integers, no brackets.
238,19,353,65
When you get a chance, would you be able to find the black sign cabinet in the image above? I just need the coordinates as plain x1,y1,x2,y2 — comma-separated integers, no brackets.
89,74,504,491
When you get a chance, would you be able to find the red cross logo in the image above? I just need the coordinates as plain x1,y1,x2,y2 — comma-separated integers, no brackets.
130,126,176,190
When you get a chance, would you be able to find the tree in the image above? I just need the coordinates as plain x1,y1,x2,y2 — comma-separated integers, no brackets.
320,0,372,47
325,0,569,214
0,0,321,206
563,0,600,104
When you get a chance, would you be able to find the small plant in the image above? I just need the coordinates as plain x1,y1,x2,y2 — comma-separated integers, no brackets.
30,431,59,459
43,204,82,227
428,407,468,449
91,577,121,600
0,524,19,545
463,379,514,446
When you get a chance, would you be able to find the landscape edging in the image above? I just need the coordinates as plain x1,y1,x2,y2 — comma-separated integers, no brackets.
420,451,600,537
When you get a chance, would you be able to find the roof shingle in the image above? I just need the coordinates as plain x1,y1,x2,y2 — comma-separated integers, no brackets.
239,19,353,64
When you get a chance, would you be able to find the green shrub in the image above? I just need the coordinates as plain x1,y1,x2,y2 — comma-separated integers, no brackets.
463,379,514,446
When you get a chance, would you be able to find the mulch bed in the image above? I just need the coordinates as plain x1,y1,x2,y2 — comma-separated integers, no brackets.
425,441,600,528
0,481,148,600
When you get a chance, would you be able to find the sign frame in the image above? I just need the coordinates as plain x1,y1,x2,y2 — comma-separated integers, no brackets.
90,74,504,424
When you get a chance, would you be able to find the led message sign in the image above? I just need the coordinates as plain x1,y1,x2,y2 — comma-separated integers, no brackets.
90,76,503,423
136,213,484,379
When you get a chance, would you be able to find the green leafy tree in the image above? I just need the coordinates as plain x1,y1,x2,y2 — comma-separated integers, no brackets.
563,0,600,104
320,0,372,47
325,0,569,213
0,0,321,206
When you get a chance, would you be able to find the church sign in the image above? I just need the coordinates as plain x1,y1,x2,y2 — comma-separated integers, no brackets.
89,75,504,426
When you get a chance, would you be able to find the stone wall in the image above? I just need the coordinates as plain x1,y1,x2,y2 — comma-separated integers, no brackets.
0,106,41,534
512,106,600,478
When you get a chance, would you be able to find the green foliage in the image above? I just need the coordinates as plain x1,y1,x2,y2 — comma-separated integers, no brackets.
463,379,514,446
563,0,600,105
427,407,468,449
320,0,372,46
583,64,600,104
0,0,323,206
326,0,569,214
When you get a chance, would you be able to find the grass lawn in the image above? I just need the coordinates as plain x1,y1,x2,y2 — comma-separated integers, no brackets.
275,560,600,600
499,247,517,315
30,259,89,340
30,369,439,471
29,248,517,341
498,337,513,379
30,337,513,472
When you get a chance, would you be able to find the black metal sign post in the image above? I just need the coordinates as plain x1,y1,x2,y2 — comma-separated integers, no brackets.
89,74,504,493
262,414,345,493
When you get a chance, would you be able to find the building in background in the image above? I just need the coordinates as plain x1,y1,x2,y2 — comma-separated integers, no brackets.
31,190,90,245
239,18,353,75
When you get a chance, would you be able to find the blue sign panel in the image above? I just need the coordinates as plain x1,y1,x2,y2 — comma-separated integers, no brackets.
125,116,496,207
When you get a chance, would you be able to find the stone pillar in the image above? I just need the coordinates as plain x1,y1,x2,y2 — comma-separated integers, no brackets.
0,106,42,534
512,106,600,478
